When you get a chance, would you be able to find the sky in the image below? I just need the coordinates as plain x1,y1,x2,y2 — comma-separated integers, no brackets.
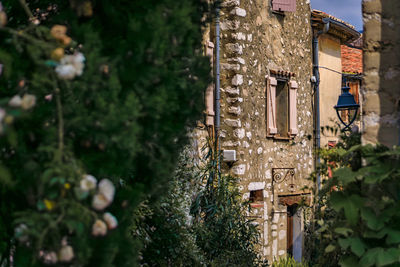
311,0,363,32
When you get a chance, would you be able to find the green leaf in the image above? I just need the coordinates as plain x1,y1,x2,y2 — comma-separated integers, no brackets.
325,244,336,253
334,167,356,185
339,255,359,267
361,208,384,231
386,229,400,245
376,248,400,266
350,238,366,257
0,164,14,187
339,238,351,249
360,248,383,267
335,228,353,237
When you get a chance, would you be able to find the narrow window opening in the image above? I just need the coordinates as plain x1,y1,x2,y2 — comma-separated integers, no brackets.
249,189,263,203
276,80,289,138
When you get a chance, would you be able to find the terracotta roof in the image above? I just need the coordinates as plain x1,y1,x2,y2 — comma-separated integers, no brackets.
341,44,363,74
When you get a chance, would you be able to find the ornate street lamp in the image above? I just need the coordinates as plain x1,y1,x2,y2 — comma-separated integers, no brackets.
334,86,360,131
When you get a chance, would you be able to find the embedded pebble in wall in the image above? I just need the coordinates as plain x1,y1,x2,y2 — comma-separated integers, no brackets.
257,147,263,154
265,169,272,179
268,157,273,163
225,118,241,127
226,43,243,55
232,164,246,175
221,63,240,71
242,192,250,200
272,231,277,237
230,7,247,17
225,87,240,96
232,32,246,40
227,97,243,104
246,131,252,139
232,74,243,86
248,181,265,191
221,0,240,7
220,20,240,31
248,80,253,85
272,239,278,257
247,34,252,41
264,222,269,245
243,141,250,148
279,230,286,240
249,149,252,155
234,128,245,139
222,140,240,147
271,224,278,230
228,106,242,117
278,250,285,256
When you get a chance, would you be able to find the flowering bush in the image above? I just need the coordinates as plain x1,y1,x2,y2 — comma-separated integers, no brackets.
0,0,210,265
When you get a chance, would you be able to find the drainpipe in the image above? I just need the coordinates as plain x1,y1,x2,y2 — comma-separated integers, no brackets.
215,6,221,172
313,18,330,191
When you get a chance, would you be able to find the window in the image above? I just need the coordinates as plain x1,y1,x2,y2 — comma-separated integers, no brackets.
249,190,263,203
276,80,289,137
266,76,298,139
272,0,296,12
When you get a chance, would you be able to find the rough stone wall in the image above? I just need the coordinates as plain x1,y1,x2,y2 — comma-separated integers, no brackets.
362,0,400,147
218,0,314,262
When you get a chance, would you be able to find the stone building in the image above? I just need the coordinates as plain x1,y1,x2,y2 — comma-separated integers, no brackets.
199,0,315,263
362,0,400,147
311,10,360,146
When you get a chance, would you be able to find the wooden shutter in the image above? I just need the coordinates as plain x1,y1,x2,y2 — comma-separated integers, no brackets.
267,77,278,135
289,81,298,136
205,41,214,126
349,82,359,104
272,0,296,12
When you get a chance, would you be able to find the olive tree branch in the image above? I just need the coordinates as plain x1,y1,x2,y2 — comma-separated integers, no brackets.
18,0,35,21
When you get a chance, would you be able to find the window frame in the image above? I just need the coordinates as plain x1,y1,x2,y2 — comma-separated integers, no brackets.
266,75,298,140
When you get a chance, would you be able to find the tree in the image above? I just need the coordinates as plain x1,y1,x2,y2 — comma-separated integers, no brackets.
0,0,210,265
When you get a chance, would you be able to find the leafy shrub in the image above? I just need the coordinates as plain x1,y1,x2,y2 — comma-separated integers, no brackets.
306,130,400,267
271,256,308,267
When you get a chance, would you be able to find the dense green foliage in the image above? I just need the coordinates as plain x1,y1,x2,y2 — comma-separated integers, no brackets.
0,0,210,265
306,132,400,267
271,256,308,267
134,143,263,266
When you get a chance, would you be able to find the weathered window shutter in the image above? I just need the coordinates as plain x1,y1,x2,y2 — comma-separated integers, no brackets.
272,0,296,12
267,77,278,135
289,80,298,136
205,41,214,126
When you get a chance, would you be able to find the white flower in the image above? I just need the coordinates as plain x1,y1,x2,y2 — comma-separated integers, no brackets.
55,64,76,80
21,94,36,110
92,193,111,210
14,224,29,243
98,179,115,202
80,174,97,191
92,219,107,236
103,212,118,229
58,245,74,262
41,251,58,264
56,52,85,80
9,95,22,107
